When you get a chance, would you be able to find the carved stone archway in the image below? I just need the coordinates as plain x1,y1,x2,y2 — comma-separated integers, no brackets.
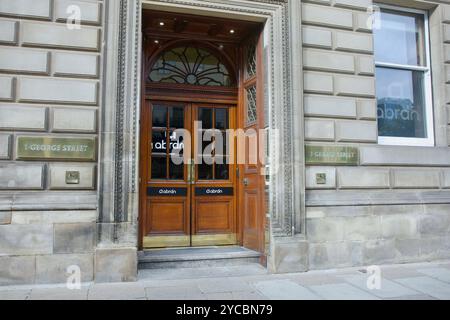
98,0,306,278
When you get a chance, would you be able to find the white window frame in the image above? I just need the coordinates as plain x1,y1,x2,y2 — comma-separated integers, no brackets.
374,4,435,147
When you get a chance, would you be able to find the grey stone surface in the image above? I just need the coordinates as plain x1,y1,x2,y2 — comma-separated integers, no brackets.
54,223,95,254
0,255,35,286
337,168,390,189
395,277,450,300
0,47,49,74
418,268,450,283
146,286,204,300
0,19,17,44
309,283,379,300
0,105,47,131
51,107,97,133
0,211,11,224
0,134,11,159
0,289,31,300
19,77,98,105
21,21,100,51
55,0,102,25
0,0,51,19
95,247,137,283
270,240,309,273
48,164,96,190
253,280,320,300
88,283,146,300
306,167,336,189
341,274,419,299
30,287,89,300
0,75,14,101
11,210,97,225
302,3,353,29
197,278,253,294
35,253,94,284
0,224,53,255
52,52,100,78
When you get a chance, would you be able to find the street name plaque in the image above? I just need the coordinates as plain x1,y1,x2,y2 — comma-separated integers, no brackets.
305,145,359,165
17,136,96,161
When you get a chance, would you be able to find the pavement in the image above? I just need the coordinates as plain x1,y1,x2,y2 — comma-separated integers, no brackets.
1,260,450,300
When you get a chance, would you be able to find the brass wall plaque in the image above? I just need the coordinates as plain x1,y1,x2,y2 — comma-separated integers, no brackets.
17,137,96,161
305,145,359,165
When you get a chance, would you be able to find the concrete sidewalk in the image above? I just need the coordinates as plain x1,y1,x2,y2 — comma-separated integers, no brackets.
1,260,450,300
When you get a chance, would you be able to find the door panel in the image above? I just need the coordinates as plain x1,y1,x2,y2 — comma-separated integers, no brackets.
239,32,265,253
142,101,191,248
141,101,237,248
190,104,237,247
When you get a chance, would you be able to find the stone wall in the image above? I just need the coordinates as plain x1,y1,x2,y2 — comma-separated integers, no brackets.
303,0,450,269
0,0,102,285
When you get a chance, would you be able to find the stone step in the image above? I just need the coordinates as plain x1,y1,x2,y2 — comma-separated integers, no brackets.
138,246,262,269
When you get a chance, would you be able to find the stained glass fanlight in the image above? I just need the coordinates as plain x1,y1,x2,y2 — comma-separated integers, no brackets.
149,46,233,87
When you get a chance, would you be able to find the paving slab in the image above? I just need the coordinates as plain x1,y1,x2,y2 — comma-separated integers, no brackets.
417,268,450,283
205,292,233,300
30,287,88,300
395,277,450,300
146,286,204,300
197,278,253,294
253,280,320,300
88,283,146,300
340,274,418,299
309,283,380,300
231,291,267,300
0,289,31,300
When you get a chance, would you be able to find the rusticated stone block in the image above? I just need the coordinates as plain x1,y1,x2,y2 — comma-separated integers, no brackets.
95,247,137,283
54,223,95,254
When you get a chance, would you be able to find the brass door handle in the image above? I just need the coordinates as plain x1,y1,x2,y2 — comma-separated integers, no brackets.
187,159,195,184
243,178,249,186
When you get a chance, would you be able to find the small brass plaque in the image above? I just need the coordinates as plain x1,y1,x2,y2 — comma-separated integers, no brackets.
17,137,96,161
66,171,80,184
316,173,327,185
306,145,359,165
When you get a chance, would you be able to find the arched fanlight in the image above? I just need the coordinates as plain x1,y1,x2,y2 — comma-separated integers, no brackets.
149,46,233,87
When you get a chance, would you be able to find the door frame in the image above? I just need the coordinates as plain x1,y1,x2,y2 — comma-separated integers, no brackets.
101,0,306,274
139,100,240,248
138,12,269,253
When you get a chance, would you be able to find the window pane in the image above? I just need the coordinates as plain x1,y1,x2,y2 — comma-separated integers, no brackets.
376,67,427,138
215,157,229,180
152,130,167,153
199,108,213,129
198,162,213,180
169,161,184,180
152,156,167,179
374,9,425,66
169,107,184,128
152,105,167,127
215,108,229,130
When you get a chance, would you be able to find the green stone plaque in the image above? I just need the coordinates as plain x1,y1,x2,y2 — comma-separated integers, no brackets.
305,145,359,165
17,136,96,161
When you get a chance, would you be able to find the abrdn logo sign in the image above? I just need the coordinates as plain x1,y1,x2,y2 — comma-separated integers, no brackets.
152,122,281,177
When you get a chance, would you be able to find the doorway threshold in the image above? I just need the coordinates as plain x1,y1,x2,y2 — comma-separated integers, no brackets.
138,246,261,270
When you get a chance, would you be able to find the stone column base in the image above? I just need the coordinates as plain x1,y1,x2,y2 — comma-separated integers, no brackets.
94,247,137,283
268,239,309,273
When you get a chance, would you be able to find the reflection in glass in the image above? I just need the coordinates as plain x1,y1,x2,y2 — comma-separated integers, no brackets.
152,156,167,179
376,67,427,138
152,105,167,127
169,162,184,180
152,131,167,153
374,10,425,66
199,108,213,129
170,107,184,128
215,108,229,130
198,162,213,180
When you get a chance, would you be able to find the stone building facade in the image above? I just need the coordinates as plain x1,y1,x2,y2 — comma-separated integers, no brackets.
1,0,450,285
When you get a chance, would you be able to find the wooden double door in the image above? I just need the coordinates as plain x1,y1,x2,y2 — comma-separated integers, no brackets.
141,101,238,248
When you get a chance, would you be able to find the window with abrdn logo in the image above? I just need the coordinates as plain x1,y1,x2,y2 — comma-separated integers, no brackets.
374,4,434,146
